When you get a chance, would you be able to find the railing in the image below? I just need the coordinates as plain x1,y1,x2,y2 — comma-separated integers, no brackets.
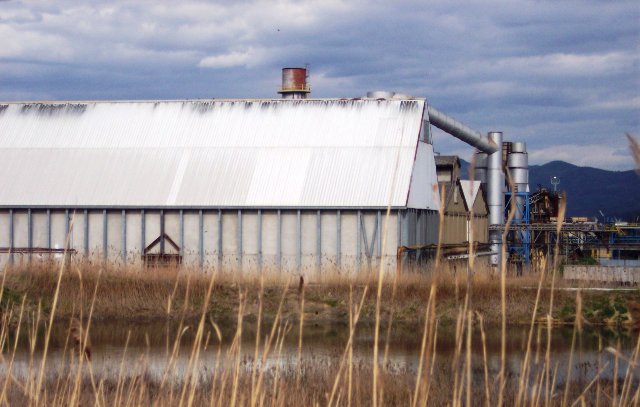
277,86,311,93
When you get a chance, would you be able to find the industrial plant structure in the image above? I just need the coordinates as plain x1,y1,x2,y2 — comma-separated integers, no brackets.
0,67,531,272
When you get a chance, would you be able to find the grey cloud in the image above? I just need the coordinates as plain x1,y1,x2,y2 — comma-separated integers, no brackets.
0,0,638,169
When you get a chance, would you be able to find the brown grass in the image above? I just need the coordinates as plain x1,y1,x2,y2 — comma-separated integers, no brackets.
1,193,640,406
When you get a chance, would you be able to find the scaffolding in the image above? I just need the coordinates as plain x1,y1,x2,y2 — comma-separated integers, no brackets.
504,191,531,265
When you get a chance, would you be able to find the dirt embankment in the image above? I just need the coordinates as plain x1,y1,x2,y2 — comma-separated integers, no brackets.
2,265,639,327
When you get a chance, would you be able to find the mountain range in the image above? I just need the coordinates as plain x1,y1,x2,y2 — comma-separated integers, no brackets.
459,160,640,221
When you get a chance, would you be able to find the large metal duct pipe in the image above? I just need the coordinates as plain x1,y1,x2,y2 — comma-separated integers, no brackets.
427,106,498,154
487,131,505,267
426,105,504,266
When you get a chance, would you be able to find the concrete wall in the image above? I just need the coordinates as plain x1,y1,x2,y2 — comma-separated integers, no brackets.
0,208,437,275
564,265,640,284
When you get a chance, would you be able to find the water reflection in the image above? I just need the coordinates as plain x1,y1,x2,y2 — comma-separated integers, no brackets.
7,319,638,386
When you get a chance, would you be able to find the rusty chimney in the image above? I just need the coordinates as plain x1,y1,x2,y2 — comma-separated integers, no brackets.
278,67,310,99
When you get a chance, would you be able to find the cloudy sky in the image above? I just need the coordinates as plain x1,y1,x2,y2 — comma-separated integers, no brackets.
1,0,638,170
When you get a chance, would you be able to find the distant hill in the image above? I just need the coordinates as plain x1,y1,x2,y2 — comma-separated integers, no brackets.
459,159,640,220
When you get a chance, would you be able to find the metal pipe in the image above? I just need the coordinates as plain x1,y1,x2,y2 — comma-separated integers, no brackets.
427,106,498,154
487,131,504,267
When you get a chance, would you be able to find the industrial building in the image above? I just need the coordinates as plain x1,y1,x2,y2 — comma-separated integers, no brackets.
434,156,489,249
0,67,527,272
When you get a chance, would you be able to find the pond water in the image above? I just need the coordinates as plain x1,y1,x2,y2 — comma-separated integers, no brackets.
6,318,638,388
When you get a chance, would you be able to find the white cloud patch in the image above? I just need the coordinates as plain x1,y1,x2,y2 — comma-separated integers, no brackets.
199,48,266,69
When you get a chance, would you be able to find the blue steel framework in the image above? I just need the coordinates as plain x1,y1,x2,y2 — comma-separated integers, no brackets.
504,191,531,264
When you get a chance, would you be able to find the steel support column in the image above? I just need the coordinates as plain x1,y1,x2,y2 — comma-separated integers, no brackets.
397,210,402,247
377,210,382,258
121,209,126,263
160,210,165,254
27,209,32,264
217,210,223,270
316,210,321,272
277,209,282,270
84,209,89,258
357,210,362,270
8,209,13,265
257,210,262,271
47,209,51,250
179,209,184,256
103,209,107,261
237,209,242,270
296,210,301,272
141,210,145,255
65,209,70,247
336,210,341,268
199,209,204,269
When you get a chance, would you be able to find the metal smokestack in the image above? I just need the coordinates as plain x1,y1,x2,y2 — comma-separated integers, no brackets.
278,67,310,99
487,131,505,267
507,142,529,221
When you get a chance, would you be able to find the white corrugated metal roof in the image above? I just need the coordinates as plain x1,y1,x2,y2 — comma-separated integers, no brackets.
0,99,439,209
